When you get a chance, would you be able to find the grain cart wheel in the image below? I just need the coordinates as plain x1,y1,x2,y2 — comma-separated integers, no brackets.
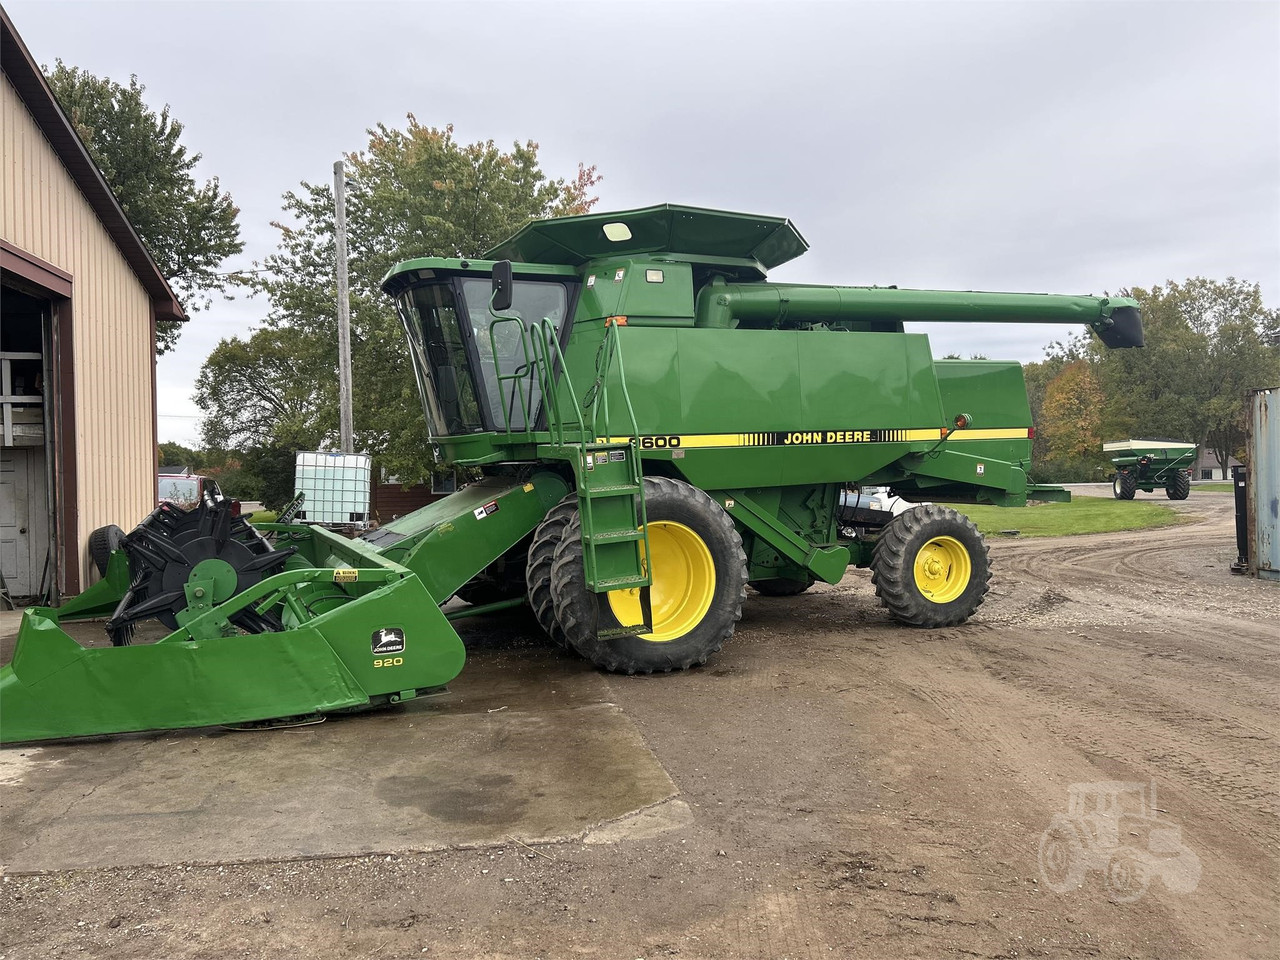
749,577,815,596
1113,472,1137,500
1165,471,1190,500
88,524,126,577
525,494,580,647
871,504,990,628
550,477,747,673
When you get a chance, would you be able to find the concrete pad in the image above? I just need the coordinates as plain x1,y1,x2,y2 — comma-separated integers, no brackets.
583,797,695,844
0,623,676,872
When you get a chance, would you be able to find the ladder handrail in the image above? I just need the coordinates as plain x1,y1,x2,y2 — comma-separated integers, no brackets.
606,326,650,586
585,321,642,445
530,318,587,450
576,320,651,600
608,324,644,448
487,316,536,436
496,316,652,602
483,314,589,449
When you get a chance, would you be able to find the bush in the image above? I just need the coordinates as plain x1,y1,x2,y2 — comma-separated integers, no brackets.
1029,456,1113,484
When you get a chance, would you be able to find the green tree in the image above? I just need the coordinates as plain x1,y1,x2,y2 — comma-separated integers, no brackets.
45,61,244,353
158,441,203,471
194,328,332,451
241,444,300,512
196,117,599,482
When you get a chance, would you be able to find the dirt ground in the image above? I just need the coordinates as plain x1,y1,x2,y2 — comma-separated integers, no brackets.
1,490,1276,959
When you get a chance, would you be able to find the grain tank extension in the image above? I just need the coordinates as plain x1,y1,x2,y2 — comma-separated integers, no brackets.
0,205,1143,742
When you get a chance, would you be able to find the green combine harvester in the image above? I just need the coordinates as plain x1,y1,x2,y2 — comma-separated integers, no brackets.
0,205,1144,743
1104,439,1196,500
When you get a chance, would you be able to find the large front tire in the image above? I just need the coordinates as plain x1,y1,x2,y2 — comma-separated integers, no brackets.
871,504,991,627
550,477,748,674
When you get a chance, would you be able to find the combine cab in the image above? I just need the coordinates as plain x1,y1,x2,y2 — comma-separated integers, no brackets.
1,204,1144,743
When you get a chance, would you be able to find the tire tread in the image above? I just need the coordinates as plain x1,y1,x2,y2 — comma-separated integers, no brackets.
525,494,579,646
551,476,747,674
870,504,991,628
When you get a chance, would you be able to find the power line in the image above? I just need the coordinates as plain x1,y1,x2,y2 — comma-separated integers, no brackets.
208,267,273,278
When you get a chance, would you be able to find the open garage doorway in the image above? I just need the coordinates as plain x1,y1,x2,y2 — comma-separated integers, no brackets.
1,284,56,602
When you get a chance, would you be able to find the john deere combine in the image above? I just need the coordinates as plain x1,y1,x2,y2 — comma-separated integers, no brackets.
0,205,1144,743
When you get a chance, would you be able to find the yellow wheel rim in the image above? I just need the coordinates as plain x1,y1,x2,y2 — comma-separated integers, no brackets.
912,535,971,603
606,521,715,642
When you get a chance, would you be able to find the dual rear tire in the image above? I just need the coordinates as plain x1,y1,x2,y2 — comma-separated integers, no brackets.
529,477,748,673
525,495,580,647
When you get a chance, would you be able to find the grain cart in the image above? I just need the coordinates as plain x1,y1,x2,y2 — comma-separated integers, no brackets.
0,205,1143,743
1104,439,1196,499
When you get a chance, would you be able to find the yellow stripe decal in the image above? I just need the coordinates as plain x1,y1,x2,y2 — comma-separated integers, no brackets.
593,427,1024,450
596,427,1029,449
947,428,1032,441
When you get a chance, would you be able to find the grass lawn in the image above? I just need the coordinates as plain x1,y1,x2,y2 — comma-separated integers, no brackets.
942,495,1191,538
248,509,279,525
1194,482,1235,493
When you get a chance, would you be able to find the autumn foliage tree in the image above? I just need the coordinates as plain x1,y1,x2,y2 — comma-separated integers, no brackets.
196,118,600,483
1040,361,1104,463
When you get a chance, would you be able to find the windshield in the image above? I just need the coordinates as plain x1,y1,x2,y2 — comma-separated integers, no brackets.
459,278,567,432
158,476,199,504
397,277,569,438
397,282,484,436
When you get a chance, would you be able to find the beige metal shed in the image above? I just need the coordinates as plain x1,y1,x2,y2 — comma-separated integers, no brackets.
1,7,184,600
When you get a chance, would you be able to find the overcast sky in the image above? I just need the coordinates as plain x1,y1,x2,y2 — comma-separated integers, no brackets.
8,0,1279,446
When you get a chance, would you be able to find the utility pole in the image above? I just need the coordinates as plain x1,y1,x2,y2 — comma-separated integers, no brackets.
334,159,354,453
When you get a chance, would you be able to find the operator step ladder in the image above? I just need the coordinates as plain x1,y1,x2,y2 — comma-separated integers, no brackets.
574,439,652,635
519,314,654,633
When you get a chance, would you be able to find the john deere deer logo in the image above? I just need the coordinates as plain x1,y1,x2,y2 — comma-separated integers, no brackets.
371,628,405,654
